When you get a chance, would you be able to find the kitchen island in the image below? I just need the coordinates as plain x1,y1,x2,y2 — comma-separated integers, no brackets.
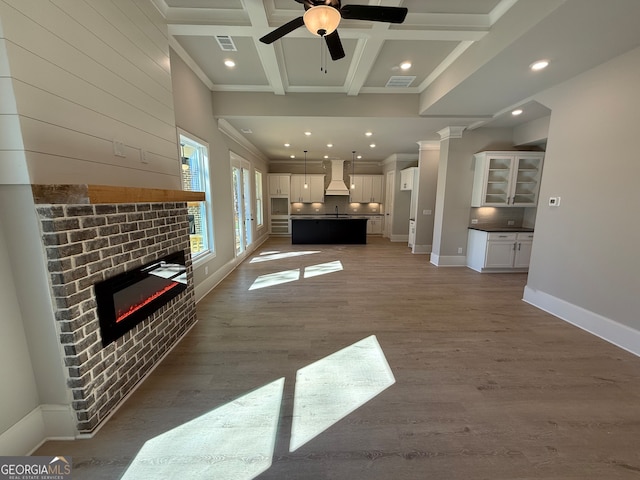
291,216,368,244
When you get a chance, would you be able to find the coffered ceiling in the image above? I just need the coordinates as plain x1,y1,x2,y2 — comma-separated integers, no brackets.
152,0,640,163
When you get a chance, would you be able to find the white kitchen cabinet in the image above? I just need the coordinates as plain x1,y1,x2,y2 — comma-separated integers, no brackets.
471,151,544,207
368,216,384,235
467,230,534,272
349,175,384,203
513,232,534,268
268,174,290,197
400,167,417,190
290,174,325,203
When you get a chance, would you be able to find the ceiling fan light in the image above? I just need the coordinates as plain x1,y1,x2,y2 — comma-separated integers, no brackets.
303,5,341,37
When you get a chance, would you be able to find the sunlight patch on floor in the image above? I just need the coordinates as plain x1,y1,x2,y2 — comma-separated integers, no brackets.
120,378,285,480
303,260,343,278
248,268,300,290
249,260,344,290
249,250,321,263
289,335,396,452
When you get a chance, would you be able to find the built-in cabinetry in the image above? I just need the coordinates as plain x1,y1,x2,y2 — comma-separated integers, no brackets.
268,174,290,197
349,175,384,203
400,167,417,190
471,151,544,207
268,174,291,235
367,216,383,235
352,215,384,234
467,230,534,272
290,174,325,203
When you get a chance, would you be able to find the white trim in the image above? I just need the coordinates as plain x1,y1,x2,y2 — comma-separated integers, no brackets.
411,244,431,254
218,119,269,163
194,235,268,304
390,234,409,242
430,253,467,266
0,405,76,456
523,286,640,358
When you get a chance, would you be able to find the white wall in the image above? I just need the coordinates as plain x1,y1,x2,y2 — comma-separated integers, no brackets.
525,45,640,348
0,0,179,188
0,203,39,434
0,0,183,452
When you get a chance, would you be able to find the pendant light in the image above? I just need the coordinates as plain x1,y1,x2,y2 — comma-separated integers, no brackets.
304,150,308,189
350,151,356,189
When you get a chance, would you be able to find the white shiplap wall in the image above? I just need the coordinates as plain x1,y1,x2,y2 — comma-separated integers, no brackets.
0,0,180,188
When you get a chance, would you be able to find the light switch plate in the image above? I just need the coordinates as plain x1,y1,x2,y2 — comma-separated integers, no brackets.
549,196,561,206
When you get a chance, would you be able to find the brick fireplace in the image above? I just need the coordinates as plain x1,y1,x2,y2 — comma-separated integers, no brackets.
32,185,202,434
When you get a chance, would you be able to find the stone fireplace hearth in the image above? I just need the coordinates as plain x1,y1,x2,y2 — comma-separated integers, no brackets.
32,185,202,434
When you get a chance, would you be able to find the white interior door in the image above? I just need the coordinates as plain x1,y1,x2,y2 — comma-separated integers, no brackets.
384,171,395,238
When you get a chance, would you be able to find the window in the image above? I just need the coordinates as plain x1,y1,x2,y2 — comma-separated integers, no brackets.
255,170,264,228
179,131,213,258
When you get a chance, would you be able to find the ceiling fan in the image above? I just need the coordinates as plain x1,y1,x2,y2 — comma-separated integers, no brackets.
259,0,408,61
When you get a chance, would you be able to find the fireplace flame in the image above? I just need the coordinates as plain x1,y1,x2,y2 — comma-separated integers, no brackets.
116,282,179,323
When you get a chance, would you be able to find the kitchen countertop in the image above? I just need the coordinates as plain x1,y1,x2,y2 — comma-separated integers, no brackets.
291,215,377,220
468,226,534,233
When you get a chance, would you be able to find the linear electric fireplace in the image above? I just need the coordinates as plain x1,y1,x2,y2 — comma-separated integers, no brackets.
96,250,187,346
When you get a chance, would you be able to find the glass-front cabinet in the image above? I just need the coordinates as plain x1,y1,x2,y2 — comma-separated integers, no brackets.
471,151,544,207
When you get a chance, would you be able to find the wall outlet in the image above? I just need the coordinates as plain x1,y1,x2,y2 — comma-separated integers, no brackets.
471,218,478,224
372,208,377,212
423,209,432,215
315,208,319,212
112,139,126,158
296,208,301,212
204,266,209,276
457,247,463,254
507,220,515,226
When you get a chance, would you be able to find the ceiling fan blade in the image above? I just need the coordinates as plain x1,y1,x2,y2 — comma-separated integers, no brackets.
259,16,305,44
340,5,408,23
325,30,345,61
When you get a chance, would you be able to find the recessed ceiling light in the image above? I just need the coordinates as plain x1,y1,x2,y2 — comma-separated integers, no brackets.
284,143,290,147
365,131,373,137
357,155,362,159
290,155,296,158
530,60,549,71
400,62,412,70
512,109,523,116
304,131,312,136
369,143,376,148
323,155,329,159
224,59,236,68
327,143,333,148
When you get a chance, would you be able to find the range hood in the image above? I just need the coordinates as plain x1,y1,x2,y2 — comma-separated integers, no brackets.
325,159,351,196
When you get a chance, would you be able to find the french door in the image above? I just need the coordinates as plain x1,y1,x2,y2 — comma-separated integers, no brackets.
231,154,253,257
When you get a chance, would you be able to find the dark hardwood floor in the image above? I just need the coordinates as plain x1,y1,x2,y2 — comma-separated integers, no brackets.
35,237,640,479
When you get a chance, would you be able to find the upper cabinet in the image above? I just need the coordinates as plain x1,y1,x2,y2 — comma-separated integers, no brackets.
290,174,325,203
349,175,384,203
400,167,417,190
268,174,290,197
471,151,544,207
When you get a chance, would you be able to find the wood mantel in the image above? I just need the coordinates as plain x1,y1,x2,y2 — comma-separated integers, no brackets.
31,184,205,204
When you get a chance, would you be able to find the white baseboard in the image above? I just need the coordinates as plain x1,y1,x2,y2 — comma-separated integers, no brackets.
390,234,409,243
194,236,268,304
411,244,431,254
430,253,467,267
0,404,76,456
523,286,640,358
